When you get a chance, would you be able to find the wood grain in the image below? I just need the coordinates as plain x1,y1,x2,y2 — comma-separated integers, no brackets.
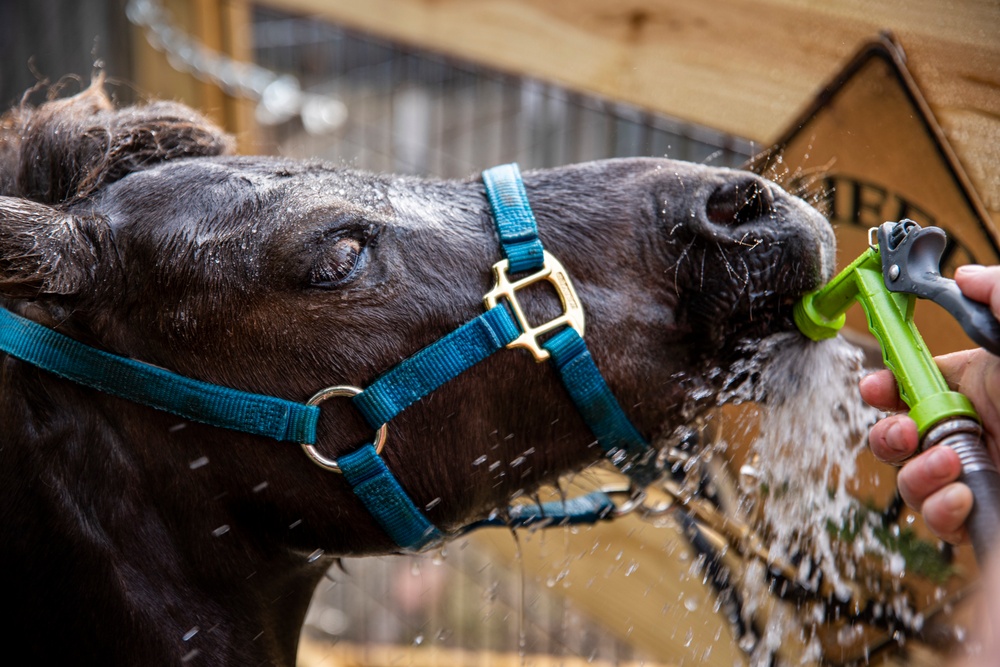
262,0,1000,224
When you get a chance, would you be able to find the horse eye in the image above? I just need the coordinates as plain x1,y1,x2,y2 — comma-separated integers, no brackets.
310,237,363,287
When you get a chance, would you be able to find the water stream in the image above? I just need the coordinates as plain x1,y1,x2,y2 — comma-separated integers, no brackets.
713,332,885,663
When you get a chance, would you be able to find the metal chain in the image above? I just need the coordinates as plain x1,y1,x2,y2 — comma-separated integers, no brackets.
125,0,346,133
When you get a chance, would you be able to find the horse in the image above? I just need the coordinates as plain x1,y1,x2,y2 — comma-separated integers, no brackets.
0,80,834,665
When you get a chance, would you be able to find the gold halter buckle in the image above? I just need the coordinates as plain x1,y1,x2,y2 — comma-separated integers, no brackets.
483,250,585,362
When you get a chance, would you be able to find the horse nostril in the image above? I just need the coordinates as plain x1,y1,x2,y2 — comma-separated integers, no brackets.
705,177,775,226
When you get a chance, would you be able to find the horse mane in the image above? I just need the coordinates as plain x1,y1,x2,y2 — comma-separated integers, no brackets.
0,76,234,204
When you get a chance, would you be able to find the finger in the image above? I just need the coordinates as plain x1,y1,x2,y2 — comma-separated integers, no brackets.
933,347,983,385
896,446,963,511
956,265,1000,320
867,414,919,464
920,481,973,544
859,370,907,412
860,350,988,412
934,349,1000,437
979,549,1000,656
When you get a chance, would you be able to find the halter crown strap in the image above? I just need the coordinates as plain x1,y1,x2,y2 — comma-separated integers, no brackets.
482,163,545,274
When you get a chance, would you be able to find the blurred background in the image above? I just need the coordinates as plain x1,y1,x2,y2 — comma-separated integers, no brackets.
3,1,998,665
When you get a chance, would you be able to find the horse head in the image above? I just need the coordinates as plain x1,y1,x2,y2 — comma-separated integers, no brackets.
0,81,834,665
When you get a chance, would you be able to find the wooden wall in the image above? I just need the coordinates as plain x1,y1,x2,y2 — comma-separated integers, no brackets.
242,0,1000,231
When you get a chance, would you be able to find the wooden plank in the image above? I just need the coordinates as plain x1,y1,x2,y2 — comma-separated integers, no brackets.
131,0,210,114
298,638,678,667
260,0,1000,226
218,0,259,153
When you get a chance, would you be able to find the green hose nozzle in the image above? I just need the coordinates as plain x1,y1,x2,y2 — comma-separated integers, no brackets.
794,220,1000,564
793,239,976,436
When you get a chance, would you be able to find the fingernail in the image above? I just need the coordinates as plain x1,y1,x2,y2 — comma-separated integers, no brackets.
944,484,968,508
957,264,985,276
928,447,954,477
884,421,910,458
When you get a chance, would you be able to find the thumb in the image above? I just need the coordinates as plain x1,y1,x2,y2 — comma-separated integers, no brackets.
955,265,1000,321
935,348,1000,464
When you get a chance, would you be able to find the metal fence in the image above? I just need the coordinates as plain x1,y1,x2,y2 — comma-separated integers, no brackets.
0,0,134,109
251,6,752,177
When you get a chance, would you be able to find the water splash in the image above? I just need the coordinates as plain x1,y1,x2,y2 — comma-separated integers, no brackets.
722,332,877,595
714,332,883,663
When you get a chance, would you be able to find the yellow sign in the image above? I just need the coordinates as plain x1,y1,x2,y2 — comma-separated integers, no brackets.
751,33,999,355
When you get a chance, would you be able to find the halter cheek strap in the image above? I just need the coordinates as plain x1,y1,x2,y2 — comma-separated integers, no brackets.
0,163,655,552
482,164,653,480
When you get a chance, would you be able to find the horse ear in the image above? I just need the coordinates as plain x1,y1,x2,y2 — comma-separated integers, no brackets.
2,77,233,204
0,196,109,298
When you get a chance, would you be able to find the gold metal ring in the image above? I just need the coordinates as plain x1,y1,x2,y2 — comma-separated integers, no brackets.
601,483,648,518
300,385,388,473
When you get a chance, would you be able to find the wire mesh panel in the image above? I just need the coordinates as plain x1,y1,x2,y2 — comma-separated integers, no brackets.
250,7,752,665
303,541,650,665
251,6,751,177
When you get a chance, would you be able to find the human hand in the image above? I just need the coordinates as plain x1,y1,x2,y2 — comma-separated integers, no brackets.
859,265,1000,544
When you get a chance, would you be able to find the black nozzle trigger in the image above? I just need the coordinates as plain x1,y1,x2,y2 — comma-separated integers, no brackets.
878,220,1000,356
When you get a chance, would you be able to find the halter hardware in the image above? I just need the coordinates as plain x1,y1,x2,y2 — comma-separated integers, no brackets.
484,250,584,362
301,385,388,472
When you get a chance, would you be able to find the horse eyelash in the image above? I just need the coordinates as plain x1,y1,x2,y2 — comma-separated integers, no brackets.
308,223,379,288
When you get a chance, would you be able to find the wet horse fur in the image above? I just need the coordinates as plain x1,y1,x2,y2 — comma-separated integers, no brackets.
0,82,835,665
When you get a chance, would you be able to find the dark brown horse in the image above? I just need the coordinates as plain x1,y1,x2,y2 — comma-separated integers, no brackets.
0,82,834,665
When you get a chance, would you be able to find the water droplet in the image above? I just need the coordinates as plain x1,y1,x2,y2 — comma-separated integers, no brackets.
472,455,488,466
189,456,209,470
212,525,230,537
307,549,324,563
183,627,199,641
683,597,699,611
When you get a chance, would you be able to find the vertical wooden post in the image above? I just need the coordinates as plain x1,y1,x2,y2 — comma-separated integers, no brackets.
131,0,258,152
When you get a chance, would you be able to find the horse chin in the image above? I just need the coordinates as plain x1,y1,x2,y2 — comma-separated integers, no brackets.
683,266,817,358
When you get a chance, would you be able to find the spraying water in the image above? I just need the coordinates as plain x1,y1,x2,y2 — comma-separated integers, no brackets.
711,332,882,663
724,333,876,586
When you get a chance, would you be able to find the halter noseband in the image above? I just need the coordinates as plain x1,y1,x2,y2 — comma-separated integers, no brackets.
0,164,656,551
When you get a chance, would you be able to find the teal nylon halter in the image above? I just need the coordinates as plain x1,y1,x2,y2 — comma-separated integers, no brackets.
0,163,654,551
